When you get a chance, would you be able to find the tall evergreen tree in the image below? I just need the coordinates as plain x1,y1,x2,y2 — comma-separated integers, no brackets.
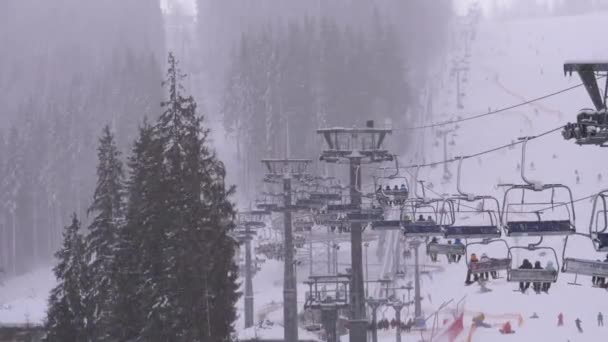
85,125,125,341
113,120,166,341
44,214,88,342
144,52,238,341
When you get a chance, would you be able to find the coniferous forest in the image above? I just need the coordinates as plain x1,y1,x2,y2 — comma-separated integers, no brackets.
44,54,239,341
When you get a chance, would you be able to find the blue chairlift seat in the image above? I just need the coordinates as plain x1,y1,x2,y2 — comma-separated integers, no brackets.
371,220,402,231
427,243,466,255
310,193,342,202
242,221,266,229
257,203,279,211
384,189,409,199
563,258,608,277
294,220,314,231
327,204,359,213
508,269,558,283
315,213,342,225
346,212,383,223
296,199,325,210
505,220,575,237
469,258,510,273
444,225,501,239
402,222,443,237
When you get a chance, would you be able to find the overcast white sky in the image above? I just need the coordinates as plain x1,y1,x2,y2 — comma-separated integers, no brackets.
163,0,496,17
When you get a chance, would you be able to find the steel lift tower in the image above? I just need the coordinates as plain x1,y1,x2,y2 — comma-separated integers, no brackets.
261,158,312,342
235,210,270,328
317,120,393,342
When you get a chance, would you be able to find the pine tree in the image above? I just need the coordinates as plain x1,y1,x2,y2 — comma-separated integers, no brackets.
44,214,88,342
148,52,238,341
85,125,125,341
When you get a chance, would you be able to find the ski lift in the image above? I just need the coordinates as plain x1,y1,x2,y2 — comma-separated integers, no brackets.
427,238,466,256
400,169,444,237
507,240,559,284
315,212,343,226
588,190,608,252
373,158,410,208
294,214,315,232
237,210,269,229
561,190,608,285
465,239,511,275
562,62,608,146
296,198,326,211
443,158,502,240
346,207,384,224
501,137,576,237
561,234,608,286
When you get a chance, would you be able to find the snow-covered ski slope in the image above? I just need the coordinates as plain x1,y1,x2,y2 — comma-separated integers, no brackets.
236,11,608,342
402,11,608,342
0,268,54,326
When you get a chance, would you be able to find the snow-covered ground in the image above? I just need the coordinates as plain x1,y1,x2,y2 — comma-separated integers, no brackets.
0,268,54,327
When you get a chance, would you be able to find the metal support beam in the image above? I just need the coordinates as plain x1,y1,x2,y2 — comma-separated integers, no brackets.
321,308,339,342
244,224,254,328
411,240,426,329
283,177,299,342
349,158,367,342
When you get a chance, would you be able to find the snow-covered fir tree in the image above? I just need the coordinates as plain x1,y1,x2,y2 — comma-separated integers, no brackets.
123,120,170,341
143,52,238,341
85,125,125,341
44,214,89,342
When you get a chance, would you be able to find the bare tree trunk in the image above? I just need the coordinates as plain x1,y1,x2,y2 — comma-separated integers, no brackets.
11,210,16,275
33,194,38,264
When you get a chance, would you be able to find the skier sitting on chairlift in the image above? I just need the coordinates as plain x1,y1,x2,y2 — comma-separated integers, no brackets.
465,253,480,284
428,237,439,262
518,259,533,293
454,239,464,262
479,253,493,280
418,215,425,222
532,261,544,294
543,261,556,293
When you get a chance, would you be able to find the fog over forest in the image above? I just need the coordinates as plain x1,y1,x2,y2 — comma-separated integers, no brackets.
0,0,454,276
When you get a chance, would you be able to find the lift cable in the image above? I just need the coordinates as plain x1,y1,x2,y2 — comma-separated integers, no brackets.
387,125,565,170
395,80,600,131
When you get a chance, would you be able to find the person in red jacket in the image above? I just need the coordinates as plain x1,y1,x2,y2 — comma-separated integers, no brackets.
500,321,514,334
558,313,564,327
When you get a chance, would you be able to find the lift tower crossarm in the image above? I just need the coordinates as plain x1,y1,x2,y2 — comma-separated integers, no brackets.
564,61,608,110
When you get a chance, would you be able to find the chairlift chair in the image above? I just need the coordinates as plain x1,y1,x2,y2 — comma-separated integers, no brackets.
588,190,608,252
427,239,466,256
442,157,502,240
562,234,608,285
294,214,315,232
465,239,511,275
400,170,444,237
315,212,343,226
507,242,559,284
501,137,576,237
